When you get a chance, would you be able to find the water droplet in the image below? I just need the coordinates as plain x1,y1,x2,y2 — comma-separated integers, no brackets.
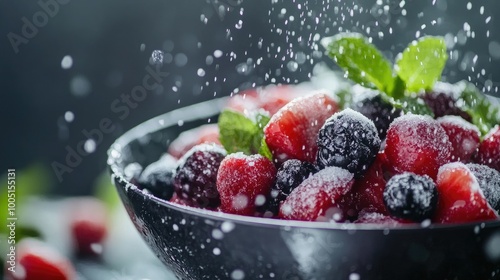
84,139,96,153
349,273,360,280
231,269,245,280
221,221,235,233
151,50,164,65
197,68,206,77
212,229,224,240
214,50,223,58
61,55,73,69
213,247,221,255
64,111,74,122
70,75,91,97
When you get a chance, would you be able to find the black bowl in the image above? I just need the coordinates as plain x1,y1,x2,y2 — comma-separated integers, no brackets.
108,98,500,280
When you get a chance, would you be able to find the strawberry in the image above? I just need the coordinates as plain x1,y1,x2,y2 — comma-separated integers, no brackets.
474,125,500,172
264,92,339,163
5,239,75,280
434,162,498,224
226,85,309,116
69,198,108,257
354,210,405,226
437,116,480,163
168,124,220,159
217,153,277,216
340,152,389,218
385,114,452,180
279,166,354,221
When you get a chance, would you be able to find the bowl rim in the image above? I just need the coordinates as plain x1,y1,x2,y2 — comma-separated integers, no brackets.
107,97,500,232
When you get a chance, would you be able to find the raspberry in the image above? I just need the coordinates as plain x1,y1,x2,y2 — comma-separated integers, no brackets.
316,108,381,178
173,144,226,208
137,154,177,200
383,172,438,222
268,159,318,214
279,166,354,221
217,153,277,216
351,89,402,139
6,239,75,280
422,91,472,122
264,92,339,163
466,163,500,212
168,124,220,159
474,125,500,172
385,114,452,180
437,116,480,163
69,198,108,257
434,162,498,224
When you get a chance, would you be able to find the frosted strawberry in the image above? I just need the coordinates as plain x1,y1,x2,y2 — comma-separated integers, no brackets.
279,166,354,221
385,114,452,180
168,124,220,159
264,92,339,163
437,116,480,163
217,153,276,216
69,198,108,257
474,125,500,172
227,85,309,116
434,162,498,224
340,152,388,218
5,239,75,280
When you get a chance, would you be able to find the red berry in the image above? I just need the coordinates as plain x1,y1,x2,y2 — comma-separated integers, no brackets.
475,125,500,172
5,239,75,280
226,85,309,116
340,152,389,218
226,88,260,113
279,166,354,221
264,92,339,163
354,210,405,226
385,114,452,180
434,162,498,224
437,116,480,163
217,153,277,216
422,90,472,122
168,124,220,159
69,198,108,257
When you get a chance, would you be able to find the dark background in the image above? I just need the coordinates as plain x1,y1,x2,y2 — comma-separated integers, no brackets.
1,0,499,195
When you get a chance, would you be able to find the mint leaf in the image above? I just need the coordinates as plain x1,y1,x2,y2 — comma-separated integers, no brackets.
395,36,448,92
219,110,258,155
322,33,394,93
457,82,500,136
258,138,273,161
218,110,273,159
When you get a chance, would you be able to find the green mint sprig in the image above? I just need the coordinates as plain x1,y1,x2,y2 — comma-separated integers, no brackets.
322,32,448,97
218,109,272,160
322,33,447,114
457,81,500,135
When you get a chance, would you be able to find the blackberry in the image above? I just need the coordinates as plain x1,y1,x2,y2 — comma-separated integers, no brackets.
268,159,318,213
467,163,500,211
138,154,177,200
316,108,381,178
351,90,402,139
422,91,472,122
174,143,226,208
383,173,438,222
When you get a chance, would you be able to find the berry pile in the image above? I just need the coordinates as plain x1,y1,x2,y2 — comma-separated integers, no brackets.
129,84,500,226
133,33,500,226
